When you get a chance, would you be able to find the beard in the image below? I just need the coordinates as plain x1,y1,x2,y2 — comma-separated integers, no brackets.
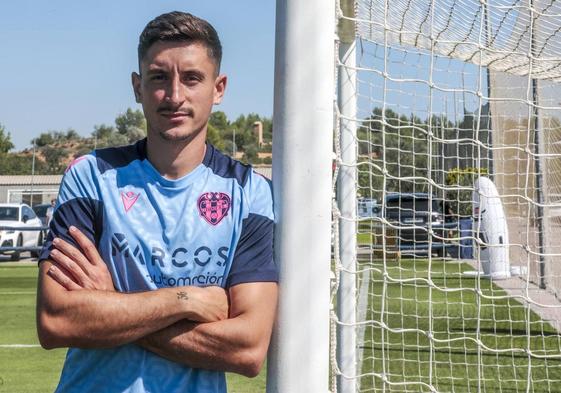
148,105,209,144
157,122,206,143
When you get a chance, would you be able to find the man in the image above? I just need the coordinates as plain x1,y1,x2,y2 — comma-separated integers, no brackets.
45,198,56,226
36,11,278,393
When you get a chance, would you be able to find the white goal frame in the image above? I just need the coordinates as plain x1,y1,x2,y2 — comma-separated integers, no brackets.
269,0,561,392
267,1,335,392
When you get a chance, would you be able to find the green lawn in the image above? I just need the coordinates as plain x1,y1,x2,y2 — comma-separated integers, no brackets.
0,263,264,393
3,260,561,392
356,258,561,392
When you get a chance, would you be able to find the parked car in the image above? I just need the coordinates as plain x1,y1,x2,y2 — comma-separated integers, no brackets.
384,193,456,256
357,198,381,218
0,203,44,260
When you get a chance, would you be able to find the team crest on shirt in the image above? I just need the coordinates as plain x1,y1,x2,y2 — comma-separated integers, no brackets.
197,192,231,226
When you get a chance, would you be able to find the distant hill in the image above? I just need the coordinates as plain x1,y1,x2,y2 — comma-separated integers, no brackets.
0,109,274,176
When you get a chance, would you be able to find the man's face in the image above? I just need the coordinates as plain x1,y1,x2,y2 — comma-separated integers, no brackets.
132,41,226,143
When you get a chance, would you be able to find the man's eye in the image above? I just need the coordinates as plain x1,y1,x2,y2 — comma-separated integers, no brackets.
184,74,203,85
150,74,166,81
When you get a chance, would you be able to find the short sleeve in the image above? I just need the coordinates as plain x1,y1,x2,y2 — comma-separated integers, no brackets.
226,171,277,287
38,155,104,263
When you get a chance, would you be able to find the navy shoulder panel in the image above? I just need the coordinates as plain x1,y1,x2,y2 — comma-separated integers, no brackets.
95,138,147,174
226,213,277,287
203,143,253,187
39,197,104,263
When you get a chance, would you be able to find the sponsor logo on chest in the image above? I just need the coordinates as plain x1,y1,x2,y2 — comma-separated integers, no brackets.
110,232,230,287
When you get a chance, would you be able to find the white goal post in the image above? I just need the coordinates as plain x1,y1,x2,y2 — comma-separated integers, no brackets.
270,0,561,392
267,1,335,392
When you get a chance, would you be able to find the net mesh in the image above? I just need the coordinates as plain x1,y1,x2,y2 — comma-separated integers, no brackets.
332,0,561,391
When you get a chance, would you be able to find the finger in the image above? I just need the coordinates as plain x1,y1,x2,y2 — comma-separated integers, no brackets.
53,237,93,273
69,226,104,266
47,264,83,291
49,248,90,287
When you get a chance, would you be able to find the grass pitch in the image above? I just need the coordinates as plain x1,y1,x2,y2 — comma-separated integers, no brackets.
356,258,561,392
3,260,561,392
0,263,264,393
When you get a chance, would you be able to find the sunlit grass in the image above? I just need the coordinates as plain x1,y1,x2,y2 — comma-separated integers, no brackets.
356,258,561,392
0,264,264,393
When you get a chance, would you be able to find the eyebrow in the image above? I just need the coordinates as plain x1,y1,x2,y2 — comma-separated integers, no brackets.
144,67,206,78
145,65,166,73
183,69,205,79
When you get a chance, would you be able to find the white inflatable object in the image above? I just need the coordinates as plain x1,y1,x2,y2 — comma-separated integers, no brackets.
472,177,510,279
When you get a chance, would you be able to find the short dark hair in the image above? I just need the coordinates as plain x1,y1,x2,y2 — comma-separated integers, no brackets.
138,11,222,72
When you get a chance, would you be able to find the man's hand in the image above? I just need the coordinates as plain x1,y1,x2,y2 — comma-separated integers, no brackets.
183,286,230,322
48,226,114,291
139,282,278,377
47,226,229,323
40,226,276,376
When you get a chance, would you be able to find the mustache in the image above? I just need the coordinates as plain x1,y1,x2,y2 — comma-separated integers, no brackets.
157,106,194,116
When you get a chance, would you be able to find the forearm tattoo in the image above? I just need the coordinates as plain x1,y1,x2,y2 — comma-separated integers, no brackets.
177,291,189,300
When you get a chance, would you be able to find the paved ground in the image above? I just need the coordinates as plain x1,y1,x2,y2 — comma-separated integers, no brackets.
0,254,37,266
465,259,561,332
496,276,561,332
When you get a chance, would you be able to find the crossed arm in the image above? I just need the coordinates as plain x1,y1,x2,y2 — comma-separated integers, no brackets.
36,228,278,377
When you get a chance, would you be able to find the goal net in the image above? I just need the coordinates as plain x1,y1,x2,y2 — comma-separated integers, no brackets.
332,0,561,391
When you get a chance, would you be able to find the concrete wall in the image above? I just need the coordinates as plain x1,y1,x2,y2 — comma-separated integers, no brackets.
490,71,561,296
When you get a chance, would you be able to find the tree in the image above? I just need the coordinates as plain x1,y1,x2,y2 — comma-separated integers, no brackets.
115,108,146,135
92,124,116,140
242,143,260,164
32,129,83,147
114,108,147,143
125,126,146,143
32,132,55,147
94,131,129,149
0,154,46,175
0,124,14,154
106,132,129,147
209,111,229,131
65,128,80,141
42,146,69,174
207,123,225,151
445,167,489,216
357,107,430,198
261,117,273,141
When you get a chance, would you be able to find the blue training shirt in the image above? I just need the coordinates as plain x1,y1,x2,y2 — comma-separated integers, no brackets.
39,139,277,393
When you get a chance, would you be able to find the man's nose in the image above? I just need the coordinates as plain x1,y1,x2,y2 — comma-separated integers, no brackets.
165,75,184,105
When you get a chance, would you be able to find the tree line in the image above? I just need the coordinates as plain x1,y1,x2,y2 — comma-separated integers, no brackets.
356,106,493,215
1,103,509,215
0,109,273,175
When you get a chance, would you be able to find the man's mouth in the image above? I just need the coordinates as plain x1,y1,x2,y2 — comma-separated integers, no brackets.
163,112,187,120
158,108,194,120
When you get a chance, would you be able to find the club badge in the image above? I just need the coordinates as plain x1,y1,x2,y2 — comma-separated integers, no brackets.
197,192,231,226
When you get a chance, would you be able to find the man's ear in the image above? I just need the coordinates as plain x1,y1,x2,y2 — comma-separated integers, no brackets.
213,74,227,105
131,72,142,103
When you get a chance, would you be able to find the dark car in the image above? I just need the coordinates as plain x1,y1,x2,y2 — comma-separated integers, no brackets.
384,193,456,256
32,203,51,226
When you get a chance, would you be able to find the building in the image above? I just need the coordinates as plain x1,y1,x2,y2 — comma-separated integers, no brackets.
0,175,62,205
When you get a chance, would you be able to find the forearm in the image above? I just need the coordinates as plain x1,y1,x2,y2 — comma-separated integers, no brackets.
139,316,266,377
37,261,194,349
139,282,278,377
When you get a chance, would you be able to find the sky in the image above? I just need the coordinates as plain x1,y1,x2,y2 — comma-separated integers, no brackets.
0,1,276,151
